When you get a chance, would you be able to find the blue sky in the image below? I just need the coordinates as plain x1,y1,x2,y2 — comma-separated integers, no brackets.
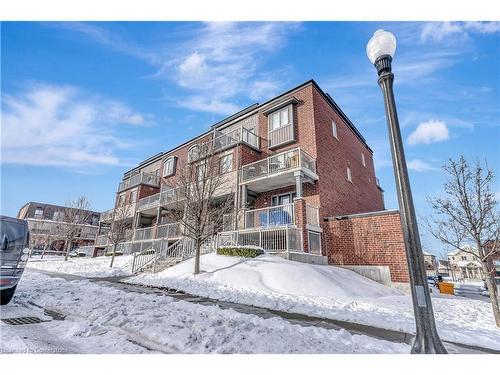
1,21,499,254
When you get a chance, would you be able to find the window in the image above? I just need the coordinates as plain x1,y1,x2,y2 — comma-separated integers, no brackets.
269,106,291,131
219,153,233,174
118,193,126,207
130,190,137,203
347,167,352,183
163,157,176,177
308,231,322,255
461,256,466,260
271,192,296,206
188,145,200,163
196,163,207,181
34,208,43,219
53,211,63,221
361,152,366,167
332,121,338,139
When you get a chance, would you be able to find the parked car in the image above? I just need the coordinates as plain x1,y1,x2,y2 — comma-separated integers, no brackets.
427,276,438,287
0,216,30,305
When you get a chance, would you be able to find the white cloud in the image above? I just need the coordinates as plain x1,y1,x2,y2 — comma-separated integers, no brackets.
177,96,240,116
407,120,450,145
421,22,500,43
407,159,438,172
1,84,153,167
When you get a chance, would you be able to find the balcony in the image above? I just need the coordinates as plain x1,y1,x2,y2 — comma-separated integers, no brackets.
240,148,318,192
95,234,109,247
133,222,181,241
100,203,136,223
213,127,259,152
26,219,99,240
244,204,295,229
118,172,160,193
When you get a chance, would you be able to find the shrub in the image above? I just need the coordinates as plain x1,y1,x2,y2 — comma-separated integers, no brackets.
105,251,123,257
216,246,264,258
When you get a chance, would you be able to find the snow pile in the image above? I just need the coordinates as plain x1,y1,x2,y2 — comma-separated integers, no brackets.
126,253,500,350
2,270,409,354
26,255,133,277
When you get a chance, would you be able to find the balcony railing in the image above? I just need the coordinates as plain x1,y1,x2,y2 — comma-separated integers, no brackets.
118,172,160,192
217,226,303,253
244,203,295,229
138,193,160,211
269,123,294,148
306,204,320,227
156,222,181,239
95,234,109,246
241,148,316,184
134,227,154,241
213,127,259,152
26,219,99,239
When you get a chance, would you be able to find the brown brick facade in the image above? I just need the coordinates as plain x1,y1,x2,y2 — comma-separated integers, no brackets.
324,211,409,283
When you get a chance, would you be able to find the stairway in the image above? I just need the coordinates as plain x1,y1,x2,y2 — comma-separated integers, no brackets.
131,235,217,274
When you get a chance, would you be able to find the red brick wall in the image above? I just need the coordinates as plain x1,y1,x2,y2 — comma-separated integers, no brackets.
324,211,409,283
312,86,384,219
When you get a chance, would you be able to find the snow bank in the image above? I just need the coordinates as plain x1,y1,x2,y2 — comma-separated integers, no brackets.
126,254,500,350
2,270,409,354
26,255,133,277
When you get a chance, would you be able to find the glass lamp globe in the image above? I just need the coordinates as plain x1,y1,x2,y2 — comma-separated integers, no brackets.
366,29,397,64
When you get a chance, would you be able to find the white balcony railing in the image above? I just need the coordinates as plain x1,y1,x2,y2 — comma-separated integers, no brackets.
95,234,109,246
213,127,259,151
26,219,99,239
133,227,154,241
118,172,160,192
269,123,294,148
138,193,160,211
244,203,295,229
306,204,320,227
241,148,316,184
217,226,303,253
156,222,181,239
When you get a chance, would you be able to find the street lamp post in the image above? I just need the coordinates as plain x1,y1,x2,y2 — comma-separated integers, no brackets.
366,29,447,354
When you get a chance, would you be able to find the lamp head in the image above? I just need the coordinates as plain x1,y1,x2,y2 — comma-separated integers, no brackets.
366,29,396,64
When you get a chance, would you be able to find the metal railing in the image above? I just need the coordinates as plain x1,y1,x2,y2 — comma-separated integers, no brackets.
306,204,320,227
26,219,99,239
118,172,160,192
156,222,181,238
217,226,303,253
138,193,160,211
133,227,154,241
213,127,259,151
269,123,294,148
241,148,316,183
244,203,294,229
95,234,109,246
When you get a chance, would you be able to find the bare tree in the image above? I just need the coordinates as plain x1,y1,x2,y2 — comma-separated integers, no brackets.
163,144,235,275
426,156,500,326
57,196,93,261
107,205,133,268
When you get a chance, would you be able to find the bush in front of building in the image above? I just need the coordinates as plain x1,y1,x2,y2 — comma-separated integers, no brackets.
216,246,264,258
105,251,124,257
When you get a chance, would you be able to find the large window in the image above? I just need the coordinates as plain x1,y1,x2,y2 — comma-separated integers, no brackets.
163,157,176,177
269,106,291,131
188,145,200,163
196,163,207,181
219,153,233,174
118,193,126,207
34,208,43,219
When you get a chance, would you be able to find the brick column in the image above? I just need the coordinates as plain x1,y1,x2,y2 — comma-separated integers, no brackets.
294,197,308,253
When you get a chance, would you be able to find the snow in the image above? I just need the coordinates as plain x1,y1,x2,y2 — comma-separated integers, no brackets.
1,269,409,354
26,255,133,277
126,253,500,350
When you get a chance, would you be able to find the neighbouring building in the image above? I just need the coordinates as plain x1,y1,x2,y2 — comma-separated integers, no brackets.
96,79,410,286
423,251,437,276
447,245,484,281
17,201,101,254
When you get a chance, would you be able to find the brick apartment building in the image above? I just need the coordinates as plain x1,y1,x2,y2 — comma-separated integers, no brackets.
97,79,410,285
17,202,101,253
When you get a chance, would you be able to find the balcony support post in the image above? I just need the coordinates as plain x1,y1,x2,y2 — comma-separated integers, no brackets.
294,171,304,198
240,184,248,209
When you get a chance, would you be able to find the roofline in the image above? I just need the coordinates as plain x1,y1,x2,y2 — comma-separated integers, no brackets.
125,78,373,174
17,201,101,215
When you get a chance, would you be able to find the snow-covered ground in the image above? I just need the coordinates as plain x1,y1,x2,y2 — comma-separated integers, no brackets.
126,254,500,351
1,269,409,354
26,255,133,277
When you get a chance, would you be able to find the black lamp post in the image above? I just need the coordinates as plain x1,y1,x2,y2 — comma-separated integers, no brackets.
367,29,447,354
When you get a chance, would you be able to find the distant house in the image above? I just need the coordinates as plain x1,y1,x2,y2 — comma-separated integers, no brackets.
447,245,484,281
423,251,437,276
17,201,101,254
